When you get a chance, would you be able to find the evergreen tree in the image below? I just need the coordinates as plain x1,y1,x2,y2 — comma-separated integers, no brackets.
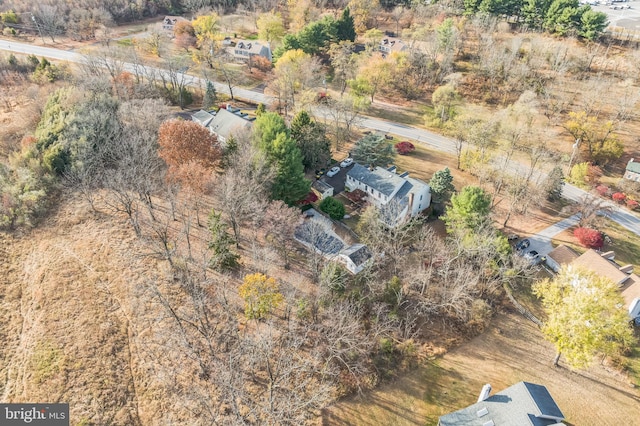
542,165,565,201
252,111,289,157
336,8,356,42
208,210,240,271
351,134,396,168
202,80,217,110
271,133,310,205
291,110,331,170
429,168,456,204
255,103,266,116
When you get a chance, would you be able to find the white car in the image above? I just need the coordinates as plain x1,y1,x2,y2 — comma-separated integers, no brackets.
326,166,341,177
340,158,354,168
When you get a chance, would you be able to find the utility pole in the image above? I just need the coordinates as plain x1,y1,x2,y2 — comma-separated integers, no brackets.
568,138,581,172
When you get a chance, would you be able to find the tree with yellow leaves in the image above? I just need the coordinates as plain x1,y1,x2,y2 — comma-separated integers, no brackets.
564,110,624,166
533,266,634,369
239,273,285,320
347,0,380,34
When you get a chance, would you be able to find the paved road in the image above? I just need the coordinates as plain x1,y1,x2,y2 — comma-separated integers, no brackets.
1,39,639,239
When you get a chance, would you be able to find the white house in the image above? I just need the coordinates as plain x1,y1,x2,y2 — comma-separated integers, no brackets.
346,164,431,225
379,37,408,55
624,158,640,182
161,16,188,32
230,40,272,62
192,107,254,145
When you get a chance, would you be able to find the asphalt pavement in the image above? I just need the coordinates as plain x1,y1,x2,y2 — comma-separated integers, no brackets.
0,39,638,239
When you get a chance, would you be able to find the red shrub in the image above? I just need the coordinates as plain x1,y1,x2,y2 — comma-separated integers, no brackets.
626,199,639,210
612,192,626,203
395,141,415,155
297,191,318,205
595,185,610,197
574,227,604,249
252,56,272,72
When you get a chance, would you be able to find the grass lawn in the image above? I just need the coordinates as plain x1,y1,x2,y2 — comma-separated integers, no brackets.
364,104,426,127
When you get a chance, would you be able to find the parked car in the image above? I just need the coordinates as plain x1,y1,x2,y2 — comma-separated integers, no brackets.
515,239,530,251
340,158,354,168
525,250,542,265
384,134,394,140
507,234,520,242
326,166,341,177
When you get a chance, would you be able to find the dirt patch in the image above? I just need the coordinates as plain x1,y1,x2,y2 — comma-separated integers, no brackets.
323,311,640,426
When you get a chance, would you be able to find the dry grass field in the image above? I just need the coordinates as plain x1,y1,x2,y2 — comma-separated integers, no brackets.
323,311,640,426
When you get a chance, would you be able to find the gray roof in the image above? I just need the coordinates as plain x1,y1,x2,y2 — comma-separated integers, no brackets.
207,108,252,139
347,164,406,197
312,180,333,192
192,110,215,127
439,382,564,426
626,159,640,174
341,244,372,267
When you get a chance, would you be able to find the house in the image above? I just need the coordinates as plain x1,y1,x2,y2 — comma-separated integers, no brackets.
545,245,579,272
205,107,253,145
191,110,215,127
438,381,565,426
338,244,372,274
623,158,640,182
312,180,334,199
568,249,640,321
161,16,188,32
379,37,408,55
346,163,431,225
572,249,631,285
231,40,272,62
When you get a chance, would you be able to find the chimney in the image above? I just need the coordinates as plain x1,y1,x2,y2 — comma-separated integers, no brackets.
620,264,634,274
477,384,492,402
408,192,414,215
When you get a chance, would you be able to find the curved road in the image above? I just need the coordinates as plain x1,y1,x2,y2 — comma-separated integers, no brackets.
1,39,639,238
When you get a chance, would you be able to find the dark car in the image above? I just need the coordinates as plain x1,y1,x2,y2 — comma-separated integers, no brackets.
515,239,530,251
507,234,520,242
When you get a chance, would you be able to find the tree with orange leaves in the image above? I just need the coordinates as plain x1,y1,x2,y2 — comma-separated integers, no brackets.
158,119,221,178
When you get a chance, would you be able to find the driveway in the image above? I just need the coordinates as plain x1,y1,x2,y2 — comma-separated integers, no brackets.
321,163,353,195
520,213,581,257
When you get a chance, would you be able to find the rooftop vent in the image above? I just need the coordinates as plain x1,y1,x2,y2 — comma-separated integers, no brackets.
477,384,492,403
601,251,615,260
620,264,634,274
477,407,489,418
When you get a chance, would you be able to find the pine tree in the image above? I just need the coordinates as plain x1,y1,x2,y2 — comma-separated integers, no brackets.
202,80,217,110
543,165,565,201
208,210,240,271
429,167,456,204
271,133,310,205
336,7,356,42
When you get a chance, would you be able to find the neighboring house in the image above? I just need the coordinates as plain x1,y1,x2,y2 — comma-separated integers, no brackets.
566,249,640,321
161,16,188,32
205,107,254,145
438,381,565,426
572,249,632,286
346,164,431,225
379,37,407,55
231,40,272,62
312,180,334,199
191,110,215,127
338,244,372,274
624,158,640,182
294,209,372,274
545,244,579,273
